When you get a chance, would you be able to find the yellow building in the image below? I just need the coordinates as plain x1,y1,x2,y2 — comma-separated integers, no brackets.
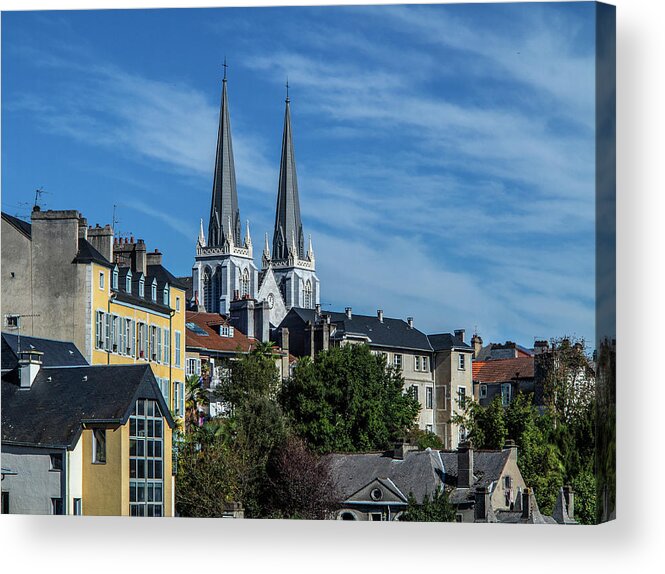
1,336,176,516
1,209,187,419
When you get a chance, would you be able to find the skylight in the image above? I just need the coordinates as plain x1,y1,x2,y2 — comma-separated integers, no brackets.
186,322,208,336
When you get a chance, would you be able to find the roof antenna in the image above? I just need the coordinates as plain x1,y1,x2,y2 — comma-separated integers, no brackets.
223,56,228,82
112,204,119,234
33,187,46,210
285,77,290,103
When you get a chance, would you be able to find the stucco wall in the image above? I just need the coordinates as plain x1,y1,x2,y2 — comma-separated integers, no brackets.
1,445,65,515
1,219,33,330
82,425,126,516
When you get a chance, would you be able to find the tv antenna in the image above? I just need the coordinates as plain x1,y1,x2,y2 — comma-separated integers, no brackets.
33,187,47,210
5,313,41,355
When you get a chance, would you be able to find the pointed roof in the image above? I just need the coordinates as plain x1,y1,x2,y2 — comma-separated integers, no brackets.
208,73,241,248
272,93,304,261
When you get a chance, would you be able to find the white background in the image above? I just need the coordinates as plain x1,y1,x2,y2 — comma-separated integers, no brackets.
0,0,661,572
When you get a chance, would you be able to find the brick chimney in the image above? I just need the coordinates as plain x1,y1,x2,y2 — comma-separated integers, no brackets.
454,329,466,343
457,441,474,488
474,486,491,522
19,350,43,389
393,441,417,460
534,340,549,355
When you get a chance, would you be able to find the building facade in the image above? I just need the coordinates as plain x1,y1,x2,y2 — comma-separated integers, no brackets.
1,209,187,419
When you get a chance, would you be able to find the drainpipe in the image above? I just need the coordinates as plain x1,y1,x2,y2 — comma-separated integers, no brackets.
62,446,69,515
169,308,175,412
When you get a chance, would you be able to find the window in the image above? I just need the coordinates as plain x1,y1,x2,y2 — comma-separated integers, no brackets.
163,286,169,306
175,331,181,367
73,498,82,516
220,325,234,338
51,498,64,515
163,329,170,365
480,384,488,399
370,513,383,521
96,311,104,349
393,354,402,369
501,383,512,407
414,356,420,371
157,378,170,405
112,267,118,290
174,381,185,417
104,313,111,351
111,315,119,353
458,354,466,370
414,355,429,372
126,271,132,294
129,399,164,517
240,269,250,298
455,513,463,523
125,319,133,356
186,358,201,376
49,453,63,471
99,271,105,290
370,488,383,501
93,429,106,464
139,278,145,298
137,323,146,359
504,476,512,489
426,386,433,409
304,280,312,308
176,297,180,312
426,424,433,433
151,282,157,302
156,327,162,363
457,387,466,409
410,384,419,402
5,315,19,329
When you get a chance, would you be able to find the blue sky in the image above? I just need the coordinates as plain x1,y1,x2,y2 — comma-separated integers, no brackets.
1,2,597,347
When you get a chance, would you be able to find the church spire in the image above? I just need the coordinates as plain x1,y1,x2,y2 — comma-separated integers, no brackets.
272,82,304,261
208,59,241,248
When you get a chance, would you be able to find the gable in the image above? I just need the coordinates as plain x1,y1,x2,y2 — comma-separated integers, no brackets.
257,267,288,327
346,477,408,505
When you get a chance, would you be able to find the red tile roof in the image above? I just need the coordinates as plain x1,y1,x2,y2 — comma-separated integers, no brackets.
185,311,255,354
472,357,535,383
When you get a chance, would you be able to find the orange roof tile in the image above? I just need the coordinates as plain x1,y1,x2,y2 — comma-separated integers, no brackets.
185,311,255,354
472,357,534,383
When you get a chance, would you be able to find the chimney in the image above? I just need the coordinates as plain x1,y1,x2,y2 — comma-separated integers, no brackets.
135,239,147,275
280,327,290,356
407,317,413,329
146,248,162,266
78,216,88,240
521,488,532,520
454,329,466,343
457,441,474,488
471,333,483,358
315,303,321,317
503,438,518,462
393,441,417,460
474,486,491,522
345,307,352,319
563,485,574,519
19,350,43,389
87,223,114,263
534,340,549,355
377,309,384,323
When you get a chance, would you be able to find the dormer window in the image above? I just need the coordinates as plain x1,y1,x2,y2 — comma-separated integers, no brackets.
151,281,157,302
126,271,132,294
163,285,169,306
112,266,119,290
139,277,145,298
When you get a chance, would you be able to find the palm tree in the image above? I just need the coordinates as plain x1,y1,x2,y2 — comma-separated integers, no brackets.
185,374,209,432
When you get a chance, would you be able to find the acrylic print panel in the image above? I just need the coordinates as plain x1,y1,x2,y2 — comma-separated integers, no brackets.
0,2,615,524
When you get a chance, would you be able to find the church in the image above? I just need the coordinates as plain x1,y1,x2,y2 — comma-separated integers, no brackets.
190,69,320,329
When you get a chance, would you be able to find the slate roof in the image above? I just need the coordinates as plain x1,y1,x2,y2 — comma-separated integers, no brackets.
472,357,535,383
1,333,87,371
285,308,433,352
147,264,189,291
176,276,193,302
326,449,445,504
2,363,175,449
2,212,32,239
475,343,534,361
72,238,114,268
438,450,512,503
427,333,472,352
185,311,255,354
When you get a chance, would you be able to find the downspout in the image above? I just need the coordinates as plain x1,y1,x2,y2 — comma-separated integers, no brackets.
169,307,176,518
63,446,69,515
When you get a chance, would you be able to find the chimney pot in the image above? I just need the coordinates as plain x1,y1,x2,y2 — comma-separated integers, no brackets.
377,309,384,323
407,317,413,329
18,350,43,389
345,307,352,319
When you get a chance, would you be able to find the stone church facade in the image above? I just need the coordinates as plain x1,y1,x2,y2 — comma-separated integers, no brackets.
191,71,319,328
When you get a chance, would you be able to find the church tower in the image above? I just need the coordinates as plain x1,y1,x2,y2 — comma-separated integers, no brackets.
192,64,259,314
258,86,320,324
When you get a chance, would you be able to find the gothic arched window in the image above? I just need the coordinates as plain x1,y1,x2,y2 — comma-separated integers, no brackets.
240,268,250,298
304,280,312,309
203,268,213,312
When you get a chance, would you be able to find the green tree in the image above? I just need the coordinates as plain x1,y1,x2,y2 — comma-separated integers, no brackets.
571,469,597,525
184,374,208,432
400,488,455,522
406,428,444,450
281,344,420,453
